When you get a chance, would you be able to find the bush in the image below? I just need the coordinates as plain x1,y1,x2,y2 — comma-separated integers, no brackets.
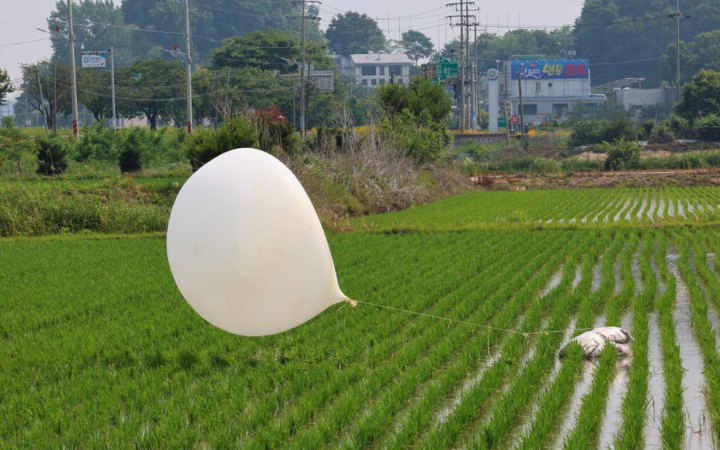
569,118,636,148
696,114,720,141
601,139,641,171
119,131,142,173
666,114,691,138
74,125,120,162
184,115,260,170
638,120,655,140
649,122,675,144
382,110,451,164
36,135,68,176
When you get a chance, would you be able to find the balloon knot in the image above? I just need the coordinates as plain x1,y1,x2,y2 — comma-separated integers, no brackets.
344,298,358,308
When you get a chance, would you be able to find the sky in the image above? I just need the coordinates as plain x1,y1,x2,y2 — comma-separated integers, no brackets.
1,0,584,101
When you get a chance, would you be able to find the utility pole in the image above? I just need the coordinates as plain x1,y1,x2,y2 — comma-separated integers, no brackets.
110,47,117,129
298,0,320,136
184,0,193,133
68,0,80,139
472,22,478,129
447,1,477,131
518,64,525,137
670,0,683,101
36,70,49,135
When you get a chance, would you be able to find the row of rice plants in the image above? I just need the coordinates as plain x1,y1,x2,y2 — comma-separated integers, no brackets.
249,232,539,448
414,233,595,448
462,234,610,448
512,239,606,450
679,231,720,437
287,233,576,449
233,233,483,443
654,232,685,448
614,231,656,448
371,238,590,450
332,235,582,449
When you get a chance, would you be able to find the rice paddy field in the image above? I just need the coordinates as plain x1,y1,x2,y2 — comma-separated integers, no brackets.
3,186,720,448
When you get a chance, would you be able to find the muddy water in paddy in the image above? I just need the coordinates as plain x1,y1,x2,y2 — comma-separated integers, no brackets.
572,266,582,291
658,196,665,219
677,199,686,219
597,313,634,449
550,358,599,448
633,251,642,295
637,194,648,220
668,196,675,218
667,253,715,449
592,262,603,293
647,194,657,221
645,313,666,449
540,269,563,297
510,317,579,449
614,198,632,222
708,253,716,272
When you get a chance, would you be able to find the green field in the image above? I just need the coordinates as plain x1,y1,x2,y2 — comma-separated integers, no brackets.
2,188,720,448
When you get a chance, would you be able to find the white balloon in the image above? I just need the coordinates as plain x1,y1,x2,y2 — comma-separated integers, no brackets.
167,148,351,336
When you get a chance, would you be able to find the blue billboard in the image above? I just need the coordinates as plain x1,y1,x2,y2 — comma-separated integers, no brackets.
511,59,589,80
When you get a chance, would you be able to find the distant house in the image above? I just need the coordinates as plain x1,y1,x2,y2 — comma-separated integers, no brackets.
336,53,412,87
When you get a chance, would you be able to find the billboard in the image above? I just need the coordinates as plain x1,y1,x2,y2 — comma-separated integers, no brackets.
511,59,589,80
81,53,106,68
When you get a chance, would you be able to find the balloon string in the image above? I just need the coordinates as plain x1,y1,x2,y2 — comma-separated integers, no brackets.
350,299,594,337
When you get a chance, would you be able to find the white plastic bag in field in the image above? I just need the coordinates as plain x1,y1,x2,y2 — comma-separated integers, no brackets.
166,148,351,336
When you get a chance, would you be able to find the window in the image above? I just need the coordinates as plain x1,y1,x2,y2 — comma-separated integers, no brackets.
389,65,403,76
361,79,368,86
548,82,553,88
535,82,541,91
371,79,377,86
552,103,569,116
361,66,376,76
380,66,387,75
522,104,537,115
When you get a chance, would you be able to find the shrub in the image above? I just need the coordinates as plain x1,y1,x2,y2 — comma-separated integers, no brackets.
696,114,720,141
638,120,655,140
184,115,259,170
601,139,641,171
382,110,451,164
649,122,675,144
74,125,120,162
666,114,691,138
36,135,68,176
569,118,636,148
119,131,142,173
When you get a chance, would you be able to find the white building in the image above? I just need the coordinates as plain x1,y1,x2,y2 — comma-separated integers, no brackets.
613,88,673,118
499,59,605,125
336,53,412,87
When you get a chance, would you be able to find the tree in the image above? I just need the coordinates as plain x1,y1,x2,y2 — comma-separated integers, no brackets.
326,12,386,56
663,30,720,84
117,58,185,129
19,61,71,130
77,68,113,124
209,31,332,74
378,78,452,123
574,0,720,87
120,0,323,62
48,0,134,66
0,69,13,106
676,70,720,120
400,30,434,65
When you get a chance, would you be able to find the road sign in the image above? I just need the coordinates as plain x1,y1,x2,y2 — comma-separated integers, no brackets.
497,117,506,128
81,53,106,68
437,58,459,81
511,114,521,124
487,68,499,80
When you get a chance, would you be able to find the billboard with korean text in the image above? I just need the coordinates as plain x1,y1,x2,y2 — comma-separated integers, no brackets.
511,60,589,79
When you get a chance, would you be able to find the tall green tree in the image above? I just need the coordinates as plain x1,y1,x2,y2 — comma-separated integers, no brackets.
676,70,720,120
400,30,434,65
19,61,71,130
326,12,386,55
0,69,13,106
117,58,185,129
663,30,720,84
48,0,135,66
209,31,332,74
120,0,323,62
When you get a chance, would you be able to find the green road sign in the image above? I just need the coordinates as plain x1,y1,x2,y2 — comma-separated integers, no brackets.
437,58,459,81
498,117,506,128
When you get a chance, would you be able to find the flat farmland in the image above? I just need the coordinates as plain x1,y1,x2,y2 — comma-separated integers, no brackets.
3,188,720,448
